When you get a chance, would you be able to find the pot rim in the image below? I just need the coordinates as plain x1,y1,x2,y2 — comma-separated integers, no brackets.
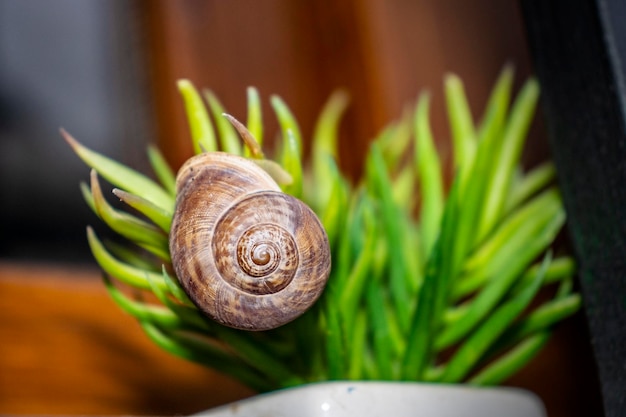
194,380,546,417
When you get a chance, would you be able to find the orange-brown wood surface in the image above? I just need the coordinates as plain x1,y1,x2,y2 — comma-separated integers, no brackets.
0,262,253,416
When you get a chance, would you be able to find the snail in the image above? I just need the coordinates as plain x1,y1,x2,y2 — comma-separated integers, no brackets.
169,131,331,331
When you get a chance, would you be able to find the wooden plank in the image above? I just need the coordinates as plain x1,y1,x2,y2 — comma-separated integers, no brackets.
0,262,252,415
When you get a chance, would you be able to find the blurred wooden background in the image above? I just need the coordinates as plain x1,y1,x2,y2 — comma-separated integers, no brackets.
0,0,604,416
142,0,539,176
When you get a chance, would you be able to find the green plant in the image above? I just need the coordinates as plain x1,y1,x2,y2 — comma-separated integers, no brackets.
65,67,580,392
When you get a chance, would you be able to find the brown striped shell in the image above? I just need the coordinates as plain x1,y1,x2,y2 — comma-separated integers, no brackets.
169,152,331,331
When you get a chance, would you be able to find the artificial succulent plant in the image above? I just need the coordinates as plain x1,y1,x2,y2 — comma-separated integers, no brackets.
65,66,580,392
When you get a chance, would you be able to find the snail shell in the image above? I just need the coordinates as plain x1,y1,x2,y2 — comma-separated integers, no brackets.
169,152,331,331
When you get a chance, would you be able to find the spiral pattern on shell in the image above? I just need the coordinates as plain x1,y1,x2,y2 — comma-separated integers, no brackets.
169,152,331,331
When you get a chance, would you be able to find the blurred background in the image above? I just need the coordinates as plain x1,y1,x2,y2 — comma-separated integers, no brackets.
0,0,152,262
0,0,540,263
0,0,603,416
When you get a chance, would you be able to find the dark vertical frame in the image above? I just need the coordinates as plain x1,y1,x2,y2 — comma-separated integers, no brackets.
522,0,626,415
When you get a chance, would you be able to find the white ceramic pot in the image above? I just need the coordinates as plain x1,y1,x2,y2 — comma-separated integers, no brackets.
194,381,546,417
